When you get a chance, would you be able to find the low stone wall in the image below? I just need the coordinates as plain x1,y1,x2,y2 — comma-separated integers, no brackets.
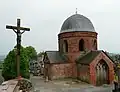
0,79,18,92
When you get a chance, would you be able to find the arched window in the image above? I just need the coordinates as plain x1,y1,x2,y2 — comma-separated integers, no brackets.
79,39,84,51
63,40,68,53
93,40,97,50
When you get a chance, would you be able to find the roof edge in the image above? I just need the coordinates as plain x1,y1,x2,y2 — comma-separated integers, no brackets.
101,50,114,64
58,31,98,36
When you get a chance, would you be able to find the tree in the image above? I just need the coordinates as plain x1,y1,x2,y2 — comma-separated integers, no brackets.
37,51,45,57
2,46,30,81
25,46,37,61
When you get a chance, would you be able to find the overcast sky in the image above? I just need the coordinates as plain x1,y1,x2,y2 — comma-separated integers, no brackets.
0,0,120,55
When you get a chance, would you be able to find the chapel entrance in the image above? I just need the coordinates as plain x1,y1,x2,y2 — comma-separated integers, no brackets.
96,59,109,86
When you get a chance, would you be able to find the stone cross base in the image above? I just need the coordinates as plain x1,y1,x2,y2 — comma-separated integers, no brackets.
0,79,18,92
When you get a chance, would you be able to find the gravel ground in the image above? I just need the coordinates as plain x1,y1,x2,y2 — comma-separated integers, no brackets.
30,76,113,92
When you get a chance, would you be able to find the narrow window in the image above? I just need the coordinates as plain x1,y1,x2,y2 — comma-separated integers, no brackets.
93,40,97,50
63,40,68,52
79,39,84,51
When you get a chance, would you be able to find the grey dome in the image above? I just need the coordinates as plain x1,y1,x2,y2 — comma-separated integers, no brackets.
60,14,95,33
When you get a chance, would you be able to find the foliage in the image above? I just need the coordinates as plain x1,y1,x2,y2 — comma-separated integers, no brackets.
0,62,3,69
37,51,45,57
25,46,37,61
105,51,120,62
2,46,30,81
18,78,32,91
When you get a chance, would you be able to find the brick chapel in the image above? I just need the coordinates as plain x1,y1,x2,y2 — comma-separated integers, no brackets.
43,13,114,86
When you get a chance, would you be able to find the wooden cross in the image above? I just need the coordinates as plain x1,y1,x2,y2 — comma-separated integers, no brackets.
6,19,30,77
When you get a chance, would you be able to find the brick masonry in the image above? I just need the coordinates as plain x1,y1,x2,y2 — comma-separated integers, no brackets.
58,31,98,62
77,64,90,83
44,31,114,86
44,63,77,80
90,52,114,85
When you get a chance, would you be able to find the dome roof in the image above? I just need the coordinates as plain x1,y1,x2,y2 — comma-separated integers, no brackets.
60,14,95,33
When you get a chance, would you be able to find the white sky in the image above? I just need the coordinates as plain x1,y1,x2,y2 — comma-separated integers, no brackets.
0,0,120,55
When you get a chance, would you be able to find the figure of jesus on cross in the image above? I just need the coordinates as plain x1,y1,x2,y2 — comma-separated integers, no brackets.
6,19,30,78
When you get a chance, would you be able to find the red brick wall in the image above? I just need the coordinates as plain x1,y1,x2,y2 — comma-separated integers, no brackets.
77,64,90,83
58,31,97,63
49,63,77,79
90,52,114,85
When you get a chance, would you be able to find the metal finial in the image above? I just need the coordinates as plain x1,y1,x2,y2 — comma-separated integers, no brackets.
76,8,77,14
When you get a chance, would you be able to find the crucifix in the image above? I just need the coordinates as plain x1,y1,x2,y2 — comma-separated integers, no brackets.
6,19,30,77
76,8,77,14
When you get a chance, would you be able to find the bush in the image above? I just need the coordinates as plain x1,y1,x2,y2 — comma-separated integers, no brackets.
2,47,30,81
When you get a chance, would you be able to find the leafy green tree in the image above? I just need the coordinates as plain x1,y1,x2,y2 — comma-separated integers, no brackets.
25,46,37,61
2,46,30,81
37,51,45,57
0,62,3,69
